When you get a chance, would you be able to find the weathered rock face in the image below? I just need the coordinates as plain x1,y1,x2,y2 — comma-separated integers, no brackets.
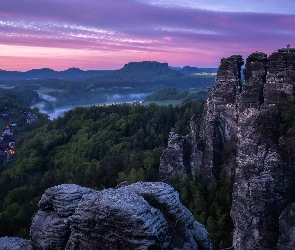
231,52,269,249
159,115,203,181
159,48,295,249
160,55,244,182
159,132,191,181
30,182,213,250
159,55,244,184
201,55,244,180
231,49,295,250
30,184,94,249
264,48,295,106
189,115,204,173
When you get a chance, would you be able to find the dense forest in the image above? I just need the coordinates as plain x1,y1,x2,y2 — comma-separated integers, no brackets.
1,94,295,248
0,62,232,247
0,99,235,248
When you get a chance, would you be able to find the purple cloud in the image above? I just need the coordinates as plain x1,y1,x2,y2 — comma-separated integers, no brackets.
0,0,294,70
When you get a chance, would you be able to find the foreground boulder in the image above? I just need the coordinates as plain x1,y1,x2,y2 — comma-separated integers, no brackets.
0,237,31,250
30,184,94,249
29,182,213,250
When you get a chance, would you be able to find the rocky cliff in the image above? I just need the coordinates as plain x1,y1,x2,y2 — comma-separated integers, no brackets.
159,48,295,249
232,49,295,250
159,55,244,182
159,115,203,182
2,183,212,249
201,55,243,180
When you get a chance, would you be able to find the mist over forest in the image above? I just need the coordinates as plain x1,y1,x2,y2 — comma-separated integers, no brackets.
1,61,216,119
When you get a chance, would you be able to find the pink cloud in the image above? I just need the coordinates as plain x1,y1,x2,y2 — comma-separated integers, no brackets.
0,0,294,70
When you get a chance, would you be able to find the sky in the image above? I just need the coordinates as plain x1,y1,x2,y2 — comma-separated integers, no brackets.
0,0,294,71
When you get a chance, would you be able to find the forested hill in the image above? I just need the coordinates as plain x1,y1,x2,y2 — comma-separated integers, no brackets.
178,66,201,75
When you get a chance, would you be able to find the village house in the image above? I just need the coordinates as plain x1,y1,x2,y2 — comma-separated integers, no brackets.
3,125,13,136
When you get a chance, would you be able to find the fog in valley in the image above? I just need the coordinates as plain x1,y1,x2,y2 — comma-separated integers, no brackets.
33,92,149,120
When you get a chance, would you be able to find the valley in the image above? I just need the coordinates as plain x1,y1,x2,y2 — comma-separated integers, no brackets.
3,49,295,249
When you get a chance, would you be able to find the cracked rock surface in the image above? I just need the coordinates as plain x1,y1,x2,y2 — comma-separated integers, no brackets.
28,182,212,250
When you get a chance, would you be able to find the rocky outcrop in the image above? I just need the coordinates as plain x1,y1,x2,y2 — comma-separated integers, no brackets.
277,203,295,249
159,55,244,182
201,55,243,180
0,237,31,250
29,182,213,250
159,48,295,249
159,132,191,181
231,49,295,250
30,184,94,249
159,115,203,181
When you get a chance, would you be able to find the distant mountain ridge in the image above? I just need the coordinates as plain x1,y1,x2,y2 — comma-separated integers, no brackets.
179,66,201,75
0,63,217,81
0,68,113,80
170,66,218,75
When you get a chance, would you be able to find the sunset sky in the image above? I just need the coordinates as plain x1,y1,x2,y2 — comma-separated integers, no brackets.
0,0,294,71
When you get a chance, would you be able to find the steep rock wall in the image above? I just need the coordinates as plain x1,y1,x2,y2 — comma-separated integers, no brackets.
231,49,295,250
159,55,244,182
159,48,295,249
159,114,203,181
201,55,243,180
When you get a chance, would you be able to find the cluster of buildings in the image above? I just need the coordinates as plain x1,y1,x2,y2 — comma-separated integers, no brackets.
0,124,16,159
1,124,15,140
0,112,39,158
0,111,38,162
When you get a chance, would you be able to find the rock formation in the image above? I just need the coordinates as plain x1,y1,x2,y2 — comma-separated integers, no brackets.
0,237,31,250
231,49,295,250
159,132,191,181
201,55,243,180
159,55,244,182
159,48,295,249
30,184,94,249
159,115,203,182
28,182,213,249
